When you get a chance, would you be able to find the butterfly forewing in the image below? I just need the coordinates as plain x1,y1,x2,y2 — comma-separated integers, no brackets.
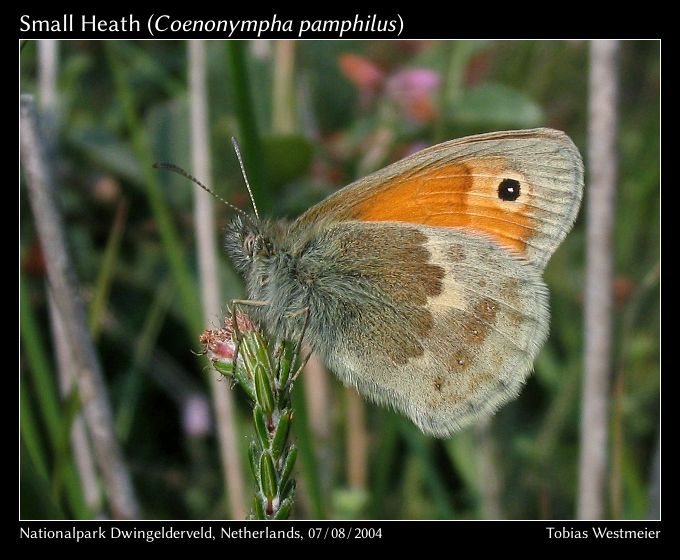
293,128,583,270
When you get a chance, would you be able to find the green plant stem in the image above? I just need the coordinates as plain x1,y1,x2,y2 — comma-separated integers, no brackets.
89,199,128,340
207,322,304,519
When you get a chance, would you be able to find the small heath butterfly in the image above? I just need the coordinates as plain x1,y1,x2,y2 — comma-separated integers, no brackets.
219,128,583,437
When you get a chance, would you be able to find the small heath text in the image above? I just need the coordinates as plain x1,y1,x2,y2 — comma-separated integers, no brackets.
19,13,404,38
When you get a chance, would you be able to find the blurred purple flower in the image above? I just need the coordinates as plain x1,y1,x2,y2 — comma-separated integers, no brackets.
182,394,212,438
386,69,441,123
386,69,441,97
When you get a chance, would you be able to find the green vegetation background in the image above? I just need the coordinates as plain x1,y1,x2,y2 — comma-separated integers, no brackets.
19,40,659,520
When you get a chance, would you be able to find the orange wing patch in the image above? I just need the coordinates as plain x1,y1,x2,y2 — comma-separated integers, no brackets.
349,160,535,257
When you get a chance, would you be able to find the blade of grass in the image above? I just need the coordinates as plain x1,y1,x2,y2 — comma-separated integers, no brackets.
610,262,660,518
646,429,660,520
346,389,368,490
445,430,480,508
400,423,455,519
20,439,65,519
534,351,581,462
291,375,326,519
621,442,648,519
302,353,332,497
115,278,174,442
369,411,399,518
225,41,270,212
20,375,48,480
474,418,503,519
89,199,128,340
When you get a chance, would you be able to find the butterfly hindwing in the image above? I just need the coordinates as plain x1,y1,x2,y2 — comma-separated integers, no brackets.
302,222,549,436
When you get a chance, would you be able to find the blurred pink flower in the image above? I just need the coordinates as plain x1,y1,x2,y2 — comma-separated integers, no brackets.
338,53,385,94
182,394,212,438
386,69,441,123
386,68,441,97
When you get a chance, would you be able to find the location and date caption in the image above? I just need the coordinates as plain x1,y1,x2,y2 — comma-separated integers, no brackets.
19,525,383,542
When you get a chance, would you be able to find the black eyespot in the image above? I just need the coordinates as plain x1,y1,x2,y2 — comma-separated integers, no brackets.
498,178,521,201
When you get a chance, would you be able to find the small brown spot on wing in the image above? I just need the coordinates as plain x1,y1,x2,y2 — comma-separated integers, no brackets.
448,244,466,263
475,297,498,322
464,317,487,344
500,278,520,306
447,348,472,371
433,376,445,392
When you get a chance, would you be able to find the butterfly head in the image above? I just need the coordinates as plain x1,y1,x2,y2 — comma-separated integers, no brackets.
224,213,276,273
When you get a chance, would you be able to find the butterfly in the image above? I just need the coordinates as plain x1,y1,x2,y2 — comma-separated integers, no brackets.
218,128,584,437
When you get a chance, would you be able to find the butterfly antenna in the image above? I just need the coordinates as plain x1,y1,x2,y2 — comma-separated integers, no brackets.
231,137,260,220
153,162,246,216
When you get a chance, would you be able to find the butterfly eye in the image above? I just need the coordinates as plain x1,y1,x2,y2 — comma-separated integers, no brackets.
251,236,273,257
498,178,521,201
243,233,256,257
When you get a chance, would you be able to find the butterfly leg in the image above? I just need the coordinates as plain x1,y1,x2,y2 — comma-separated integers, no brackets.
283,307,311,386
